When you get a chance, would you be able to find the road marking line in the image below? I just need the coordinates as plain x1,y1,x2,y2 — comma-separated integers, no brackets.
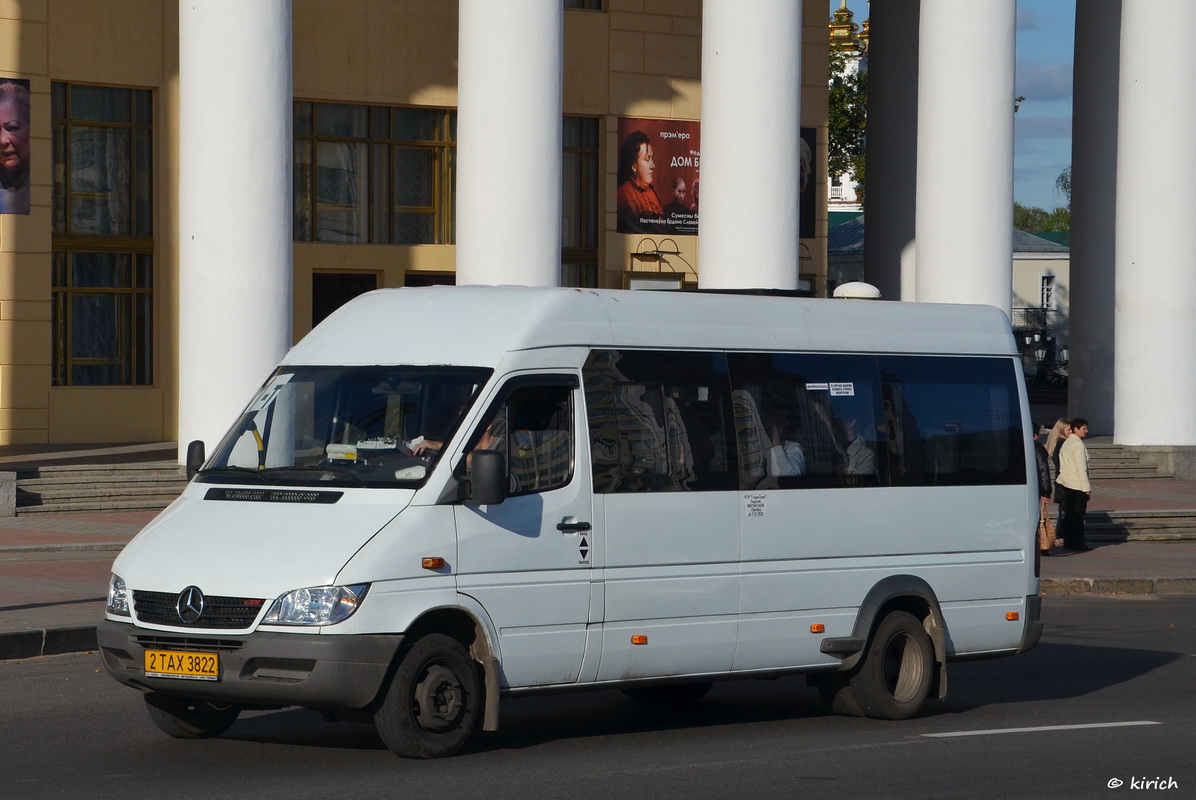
923,721,1161,738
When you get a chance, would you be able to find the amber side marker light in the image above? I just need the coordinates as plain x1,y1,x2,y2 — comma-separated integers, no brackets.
810,624,826,633
422,557,446,570
1006,612,1020,621
631,634,648,645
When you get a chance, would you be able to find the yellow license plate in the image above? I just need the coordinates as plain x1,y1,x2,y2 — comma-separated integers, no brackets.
144,649,220,681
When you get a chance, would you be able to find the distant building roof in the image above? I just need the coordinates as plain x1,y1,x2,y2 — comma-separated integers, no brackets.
1013,229,1069,253
827,216,1070,258
1027,230,1070,248
827,214,865,256
828,210,863,230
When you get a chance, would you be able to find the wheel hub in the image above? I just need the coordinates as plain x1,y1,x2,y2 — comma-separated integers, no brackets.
412,663,464,732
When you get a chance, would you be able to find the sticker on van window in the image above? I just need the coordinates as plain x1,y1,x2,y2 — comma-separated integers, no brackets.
806,382,829,392
830,382,855,396
744,493,767,518
247,374,295,413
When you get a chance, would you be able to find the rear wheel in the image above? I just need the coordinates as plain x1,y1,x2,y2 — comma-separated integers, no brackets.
375,634,481,758
143,693,241,739
848,610,934,720
621,681,713,705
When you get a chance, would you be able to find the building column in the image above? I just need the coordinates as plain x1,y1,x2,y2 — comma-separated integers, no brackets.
863,0,920,301
1114,0,1196,445
177,0,293,460
698,0,801,289
1067,0,1120,434
456,0,562,286
914,0,1014,312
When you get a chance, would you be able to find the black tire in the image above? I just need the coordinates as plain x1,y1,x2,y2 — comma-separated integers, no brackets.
847,610,934,720
814,674,865,717
374,634,481,758
143,693,241,739
621,681,713,705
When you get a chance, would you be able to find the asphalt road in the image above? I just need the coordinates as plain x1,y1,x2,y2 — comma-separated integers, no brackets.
2,595,1194,800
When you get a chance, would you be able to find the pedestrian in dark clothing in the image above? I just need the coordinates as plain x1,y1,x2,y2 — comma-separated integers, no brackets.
1033,424,1055,555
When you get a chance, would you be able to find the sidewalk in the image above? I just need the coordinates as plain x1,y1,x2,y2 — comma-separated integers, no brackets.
2,472,1196,661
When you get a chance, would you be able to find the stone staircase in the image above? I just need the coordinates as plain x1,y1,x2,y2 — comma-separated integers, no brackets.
1085,441,1171,480
1078,442,1193,541
15,461,189,514
1085,510,1196,543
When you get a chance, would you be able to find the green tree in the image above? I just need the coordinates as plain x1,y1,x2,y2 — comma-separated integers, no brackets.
1055,165,1071,206
1014,202,1070,233
1014,202,1049,231
828,50,867,204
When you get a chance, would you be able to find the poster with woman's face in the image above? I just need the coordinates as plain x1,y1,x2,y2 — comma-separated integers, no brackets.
617,117,700,236
0,78,31,215
800,126,815,240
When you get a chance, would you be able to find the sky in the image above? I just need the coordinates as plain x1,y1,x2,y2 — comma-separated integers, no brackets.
833,0,1077,211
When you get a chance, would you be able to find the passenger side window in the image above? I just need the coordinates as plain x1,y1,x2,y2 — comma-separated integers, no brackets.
878,356,1025,486
584,350,737,493
476,384,574,495
728,353,884,489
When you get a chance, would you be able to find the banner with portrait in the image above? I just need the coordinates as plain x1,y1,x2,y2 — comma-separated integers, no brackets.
0,78,31,215
800,126,815,240
616,117,700,236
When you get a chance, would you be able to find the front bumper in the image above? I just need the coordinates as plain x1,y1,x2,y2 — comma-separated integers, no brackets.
97,619,403,709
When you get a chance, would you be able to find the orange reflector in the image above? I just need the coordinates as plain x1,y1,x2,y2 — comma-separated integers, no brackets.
810,623,826,633
422,557,446,570
631,634,648,645
1006,611,1020,621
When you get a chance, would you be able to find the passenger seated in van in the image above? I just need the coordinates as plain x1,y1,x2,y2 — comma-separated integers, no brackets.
765,411,806,477
843,418,877,476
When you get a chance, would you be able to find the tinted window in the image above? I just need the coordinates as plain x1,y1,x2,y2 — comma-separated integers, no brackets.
587,349,1025,493
878,356,1025,486
474,384,574,496
728,353,883,489
584,350,737,492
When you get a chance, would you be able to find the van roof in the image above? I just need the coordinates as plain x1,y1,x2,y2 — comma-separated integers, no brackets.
283,285,1017,367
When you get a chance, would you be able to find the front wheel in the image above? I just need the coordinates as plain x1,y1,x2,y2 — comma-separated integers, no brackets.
143,693,241,739
375,634,481,758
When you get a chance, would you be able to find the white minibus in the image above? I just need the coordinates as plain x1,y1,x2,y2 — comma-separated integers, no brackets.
99,286,1042,758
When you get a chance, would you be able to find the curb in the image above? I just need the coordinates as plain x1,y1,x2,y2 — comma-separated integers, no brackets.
0,542,128,553
1040,577,1196,596
0,625,97,661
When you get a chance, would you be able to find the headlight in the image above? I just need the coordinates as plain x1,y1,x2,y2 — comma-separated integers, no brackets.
107,574,130,616
262,584,369,626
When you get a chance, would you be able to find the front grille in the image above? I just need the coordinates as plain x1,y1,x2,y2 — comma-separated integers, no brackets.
133,635,245,652
133,589,266,629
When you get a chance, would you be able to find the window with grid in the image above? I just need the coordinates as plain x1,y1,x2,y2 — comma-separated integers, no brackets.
562,116,599,287
51,83,153,386
294,102,456,244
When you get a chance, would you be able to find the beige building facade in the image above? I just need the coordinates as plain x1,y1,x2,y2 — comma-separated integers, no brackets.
0,0,832,446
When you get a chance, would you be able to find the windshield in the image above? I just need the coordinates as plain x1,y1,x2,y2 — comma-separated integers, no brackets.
201,366,491,488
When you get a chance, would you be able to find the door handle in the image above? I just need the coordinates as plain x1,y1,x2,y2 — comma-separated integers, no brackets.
556,519,591,533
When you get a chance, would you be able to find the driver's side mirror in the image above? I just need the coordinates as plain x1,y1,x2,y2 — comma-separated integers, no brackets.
467,449,506,506
185,440,206,480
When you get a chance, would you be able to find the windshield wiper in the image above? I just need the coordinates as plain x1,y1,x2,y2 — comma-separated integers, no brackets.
195,466,269,483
